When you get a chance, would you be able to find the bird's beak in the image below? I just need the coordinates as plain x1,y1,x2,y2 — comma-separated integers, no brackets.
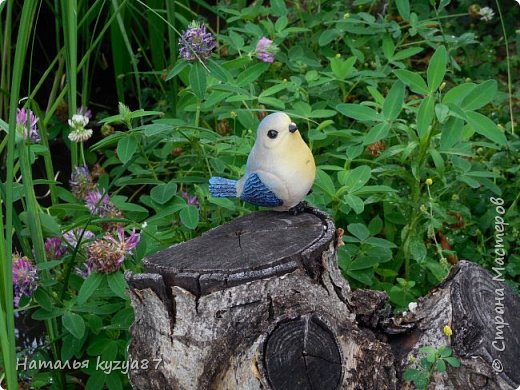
289,123,298,133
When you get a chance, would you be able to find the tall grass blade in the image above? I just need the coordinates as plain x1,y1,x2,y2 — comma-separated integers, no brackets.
60,0,78,167
3,2,39,387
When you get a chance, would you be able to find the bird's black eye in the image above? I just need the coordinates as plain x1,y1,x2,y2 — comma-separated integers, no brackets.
267,129,278,139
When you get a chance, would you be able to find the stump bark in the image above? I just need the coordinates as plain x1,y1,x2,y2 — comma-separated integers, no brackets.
126,209,520,390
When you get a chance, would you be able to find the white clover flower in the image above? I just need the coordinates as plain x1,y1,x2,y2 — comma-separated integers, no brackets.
478,6,495,22
68,113,92,143
68,114,89,130
68,127,93,143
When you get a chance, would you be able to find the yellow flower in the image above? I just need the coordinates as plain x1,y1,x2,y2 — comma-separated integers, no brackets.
425,178,433,186
443,325,453,337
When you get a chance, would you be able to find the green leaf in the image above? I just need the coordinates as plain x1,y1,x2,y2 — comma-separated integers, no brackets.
395,0,410,20
39,212,61,235
189,62,207,99
353,185,397,195
314,169,336,197
417,95,435,139
403,368,421,382
270,0,287,16
409,236,427,261
461,79,497,110
207,59,232,82
165,61,188,81
236,62,269,87
330,56,356,80
275,15,288,32
344,194,364,214
349,255,381,270
258,96,285,110
77,272,103,304
308,109,336,118
394,69,429,95
429,148,445,171
392,46,423,61
107,272,128,300
347,223,370,241
363,123,390,145
229,31,244,49
32,307,65,320
440,117,464,149
419,346,437,354
338,165,371,192
33,288,54,311
366,237,397,248
259,83,287,98
466,111,507,145
444,357,460,367
382,35,395,59
150,182,178,205
62,311,85,339
117,136,137,164
105,373,123,390
319,29,339,46
111,308,135,329
180,206,199,229
367,217,383,236
442,83,475,105
435,103,450,124
383,81,405,121
37,259,63,271
86,374,105,390
208,197,236,210
346,269,374,286
427,46,447,92
336,103,383,122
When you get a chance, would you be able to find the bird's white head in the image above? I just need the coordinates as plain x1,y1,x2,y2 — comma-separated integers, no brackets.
255,112,299,150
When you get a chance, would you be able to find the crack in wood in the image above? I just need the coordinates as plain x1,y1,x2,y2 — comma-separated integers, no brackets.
235,229,243,250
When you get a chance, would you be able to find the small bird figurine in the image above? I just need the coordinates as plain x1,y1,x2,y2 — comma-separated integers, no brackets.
209,112,316,214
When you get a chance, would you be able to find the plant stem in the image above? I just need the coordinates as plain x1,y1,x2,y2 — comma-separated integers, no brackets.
494,0,515,134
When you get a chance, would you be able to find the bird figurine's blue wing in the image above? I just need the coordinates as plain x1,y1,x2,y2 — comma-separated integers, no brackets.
239,173,283,207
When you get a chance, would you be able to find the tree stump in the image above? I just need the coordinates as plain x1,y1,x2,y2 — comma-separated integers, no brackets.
126,209,395,389
126,209,520,390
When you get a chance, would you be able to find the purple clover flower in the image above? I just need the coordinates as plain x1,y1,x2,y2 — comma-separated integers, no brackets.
255,37,277,63
84,239,123,274
12,254,38,307
77,106,92,120
106,227,141,254
181,191,199,206
179,21,216,61
16,108,41,143
70,165,96,199
63,229,95,248
85,189,110,216
80,227,141,276
44,237,67,259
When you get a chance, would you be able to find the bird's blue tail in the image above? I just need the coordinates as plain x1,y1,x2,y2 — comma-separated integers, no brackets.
209,177,237,197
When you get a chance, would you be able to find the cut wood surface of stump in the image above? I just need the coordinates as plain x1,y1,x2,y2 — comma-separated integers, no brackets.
126,208,520,390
